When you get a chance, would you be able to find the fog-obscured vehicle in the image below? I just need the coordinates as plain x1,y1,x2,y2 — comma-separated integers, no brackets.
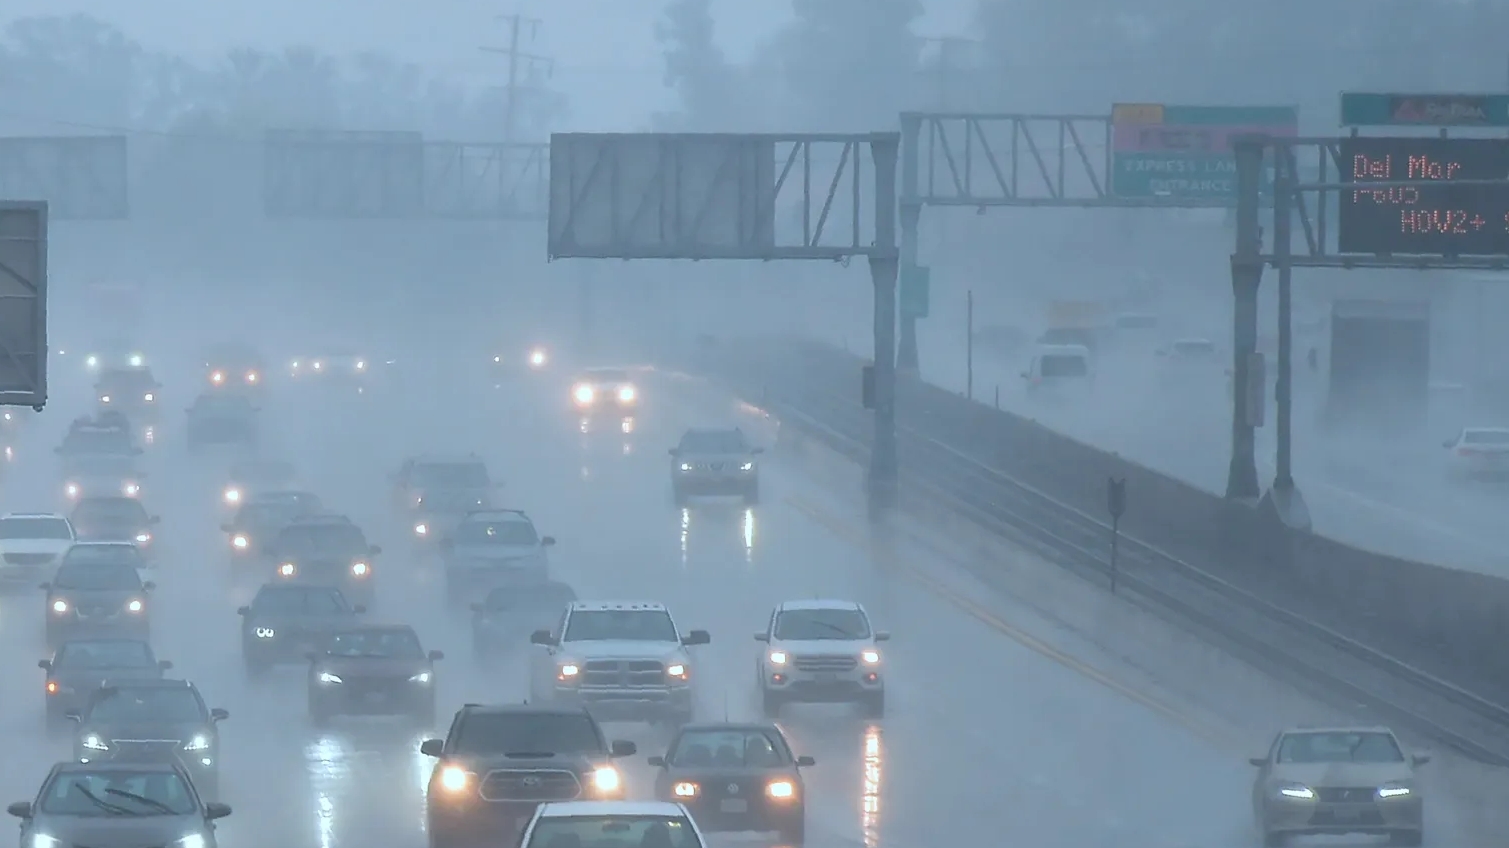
185,393,259,448
40,638,169,727
221,459,300,508
1156,338,1220,382
394,454,495,542
203,341,266,392
755,600,887,718
1022,344,1093,396
95,366,162,421
69,497,159,555
83,342,146,373
70,679,229,798
647,723,812,844
1250,726,1426,846
306,624,442,726
238,583,365,673
290,351,371,388
529,601,708,726
492,344,551,384
6,761,232,847
440,509,554,601
43,548,155,646
471,581,578,658
515,802,705,848
56,420,144,502
420,703,636,848
266,514,380,604
571,368,638,418
1443,427,1509,481
669,428,763,506
0,513,75,587
220,491,322,558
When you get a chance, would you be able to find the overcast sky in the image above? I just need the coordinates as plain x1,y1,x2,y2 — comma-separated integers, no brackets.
2,0,972,129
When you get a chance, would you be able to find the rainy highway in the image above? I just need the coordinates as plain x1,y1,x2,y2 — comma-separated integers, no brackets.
0,349,1500,848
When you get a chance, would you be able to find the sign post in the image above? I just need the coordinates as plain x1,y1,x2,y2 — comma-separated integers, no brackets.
1110,104,1298,204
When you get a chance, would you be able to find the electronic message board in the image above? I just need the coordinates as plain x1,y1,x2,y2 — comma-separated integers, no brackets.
1338,136,1509,255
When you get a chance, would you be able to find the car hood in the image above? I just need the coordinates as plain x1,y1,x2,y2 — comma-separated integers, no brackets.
677,452,751,465
247,611,357,628
449,543,541,562
73,521,147,540
318,656,429,676
85,720,206,741
453,751,601,771
34,813,203,846
283,552,365,565
561,640,685,661
54,665,163,687
768,639,871,654
52,588,141,606
0,539,71,555
415,489,490,512
1270,761,1414,786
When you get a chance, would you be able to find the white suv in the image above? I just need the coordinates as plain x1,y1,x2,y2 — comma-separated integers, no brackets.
756,600,888,718
0,513,75,587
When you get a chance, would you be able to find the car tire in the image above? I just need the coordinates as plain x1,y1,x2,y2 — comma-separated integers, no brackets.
1388,829,1423,847
760,689,782,719
744,481,760,505
778,813,805,846
860,691,884,719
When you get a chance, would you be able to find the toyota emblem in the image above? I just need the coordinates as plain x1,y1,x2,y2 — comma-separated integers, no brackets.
727,783,738,794
523,776,542,787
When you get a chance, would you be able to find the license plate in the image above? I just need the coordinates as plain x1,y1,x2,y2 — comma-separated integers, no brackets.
719,799,747,814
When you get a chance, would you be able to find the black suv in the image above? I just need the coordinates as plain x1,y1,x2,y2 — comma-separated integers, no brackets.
265,515,380,604
420,704,637,848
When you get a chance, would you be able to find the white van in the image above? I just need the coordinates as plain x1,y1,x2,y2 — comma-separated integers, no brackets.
1022,344,1093,395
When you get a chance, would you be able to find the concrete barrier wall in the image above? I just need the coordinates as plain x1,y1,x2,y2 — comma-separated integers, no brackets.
685,335,1509,696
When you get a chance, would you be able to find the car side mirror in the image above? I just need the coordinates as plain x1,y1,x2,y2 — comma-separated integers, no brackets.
419,739,444,757
610,740,637,758
646,755,665,767
204,802,232,820
1442,440,1455,449
468,602,482,613
210,708,229,721
682,629,711,646
750,447,765,455
236,606,249,616
369,545,382,555
6,801,31,819
796,755,815,767
753,633,768,642
353,605,367,614
541,536,556,546
668,447,680,457
158,660,173,670
873,632,891,642
36,659,50,670
64,712,81,722
143,581,156,591
1413,754,1431,766
530,629,557,646
1248,757,1267,767
428,650,445,661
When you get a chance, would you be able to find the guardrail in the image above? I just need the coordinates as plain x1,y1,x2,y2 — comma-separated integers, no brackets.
687,338,1509,764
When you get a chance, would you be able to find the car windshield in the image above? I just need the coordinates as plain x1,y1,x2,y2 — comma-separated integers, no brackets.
670,730,786,768
585,369,630,384
1463,430,1509,445
88,686,205,724
325,629,424,658
40,770,197,817
413,463,489,488
62,546,143,570
1276,731,1405,764
526,816,701,848
69,455,137,476
232,462,295,484
454,712,603,754
56,640,156,670
454,519,537,546
53,563,142,591
72,499,148,525
773,608,871,640
0,518,71,540
564,610,679,643
99,370,155,389
679,431,746,453
278,523,367,555
1039,354,1089,378
61,430,134,454
253,588,349,615
238,503,302,526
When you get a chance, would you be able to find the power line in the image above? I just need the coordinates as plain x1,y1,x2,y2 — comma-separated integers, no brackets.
480,13,553,142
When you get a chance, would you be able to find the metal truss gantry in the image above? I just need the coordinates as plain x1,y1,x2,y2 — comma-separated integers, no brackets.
0,136,128,220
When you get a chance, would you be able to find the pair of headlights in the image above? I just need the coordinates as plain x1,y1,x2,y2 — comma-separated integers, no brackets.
317,670,429,685
556,663,687,682
81,733,210,753
278,562,368,577
51,598,143,614
673,779,795,800
437,764,619,794
1276,783,1412,800
767,649,880,665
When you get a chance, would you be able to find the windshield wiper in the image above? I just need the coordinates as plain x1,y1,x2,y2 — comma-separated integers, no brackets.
72,783,135,816
103,787,175,814
797,619,864,639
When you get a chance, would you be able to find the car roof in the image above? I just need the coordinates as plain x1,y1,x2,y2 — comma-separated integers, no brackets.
537,801,686,819
1280,725,1396,736
1,512,67,520
54,760,184,775
675,722,783,735
776,599,863,612
459,703,595,718
569,601,668,612
462,509,530,522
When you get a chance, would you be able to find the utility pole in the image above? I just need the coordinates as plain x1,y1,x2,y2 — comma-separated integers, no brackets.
481,14,552,141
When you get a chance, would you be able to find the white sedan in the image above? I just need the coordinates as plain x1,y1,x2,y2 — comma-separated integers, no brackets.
1443,427,1509,479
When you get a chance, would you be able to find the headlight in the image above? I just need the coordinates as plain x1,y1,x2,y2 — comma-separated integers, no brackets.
1378,783,1412,798
278,562,296,576
351,561,369,576
409,671,432,684
1277,784,1315,800
557,663,580,681
767,780,795,799
65,483,79,498
493,355,501,363
86,355,99,367
591,766,621,793
45,680,58,694
529,349,546,366
143,393,154,402
123,482,140,496
224,488,241,503
666,663,688,680
99,395,111,404
312,361,323,370
672,781,698,798
246,371,258,383
861,649,880,664
51,599,67,613
318,671,342,684
439,765,471,792
211,371,225,384
254,626,275,638
768,650,787,665
618,385,636,402
414,523,428,536
232,534,248,549
356,360,366,370
183,734,211,751
31,835,61,848
741,461,754,471
175,834,207,848
81,734,109,751
126,599,143,613
574,384,594,404
678,462,692,472
135,533,151,543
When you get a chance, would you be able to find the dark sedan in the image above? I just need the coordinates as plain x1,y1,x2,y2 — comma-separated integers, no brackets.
8,761,230,848
40,638,170,728
239,583,364,673
648,723,812,844
43,556,155,646
307,624,442,725
70,679,229,799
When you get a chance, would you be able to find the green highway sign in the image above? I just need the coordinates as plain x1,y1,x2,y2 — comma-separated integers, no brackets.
1340,93,1509,127
900,265,930,320
1110,104,1298,204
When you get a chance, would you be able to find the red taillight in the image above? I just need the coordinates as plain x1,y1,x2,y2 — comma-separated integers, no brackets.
45,680,57,694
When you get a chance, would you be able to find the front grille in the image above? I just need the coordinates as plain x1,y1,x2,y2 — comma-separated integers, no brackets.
109,739,182,760
76,604,120,620
1314,787,1377,803
479,769,582,802
793,655,858,672
345,676,406,695
4,553,53,566
1309,808,1385,826
582,659,666,687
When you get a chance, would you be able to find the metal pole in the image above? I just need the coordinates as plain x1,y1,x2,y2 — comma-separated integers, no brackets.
896,113,922,375
966,289,974,401
1225,137,1264,500
868,133,902,516
1274,147,1295,490
1109,516,1119,595
503,14,521,142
